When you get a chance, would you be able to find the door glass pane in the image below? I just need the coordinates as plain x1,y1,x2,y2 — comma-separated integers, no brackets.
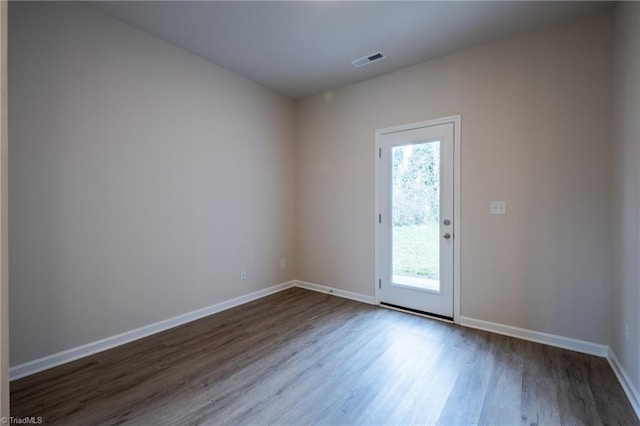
391,142,440,292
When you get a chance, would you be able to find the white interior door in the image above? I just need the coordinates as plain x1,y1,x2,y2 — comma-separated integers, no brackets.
376,120,455,319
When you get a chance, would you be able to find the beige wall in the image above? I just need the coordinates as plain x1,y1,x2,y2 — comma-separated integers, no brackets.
611,2,640,393
9,2,295,366
295,14,612,344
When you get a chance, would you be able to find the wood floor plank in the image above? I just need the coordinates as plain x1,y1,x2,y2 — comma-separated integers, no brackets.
395,327,463,425
477,333,525,425
521,373,562,426
339,317,457,425
10,288,639,425
434,330,498,425
200,305,386,424
267,315,392,424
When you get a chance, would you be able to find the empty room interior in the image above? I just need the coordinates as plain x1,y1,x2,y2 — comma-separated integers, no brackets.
1,0,639,424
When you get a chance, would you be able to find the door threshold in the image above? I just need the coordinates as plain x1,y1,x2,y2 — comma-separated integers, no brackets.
379,302,453,323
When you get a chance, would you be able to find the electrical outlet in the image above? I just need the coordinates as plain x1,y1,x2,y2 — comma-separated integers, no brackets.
625,320,629,343
280,258,286,268
490,201,507,215
240,269,247,280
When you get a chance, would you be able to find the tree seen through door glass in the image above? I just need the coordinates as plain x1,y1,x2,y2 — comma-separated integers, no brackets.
391,142,440,292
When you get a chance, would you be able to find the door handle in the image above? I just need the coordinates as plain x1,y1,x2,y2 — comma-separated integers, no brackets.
443,232,452,240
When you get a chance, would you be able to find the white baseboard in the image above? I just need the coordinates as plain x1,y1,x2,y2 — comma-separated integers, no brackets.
294,280,375,305
607,349,640,420
459,316,608,357
10,280,296,381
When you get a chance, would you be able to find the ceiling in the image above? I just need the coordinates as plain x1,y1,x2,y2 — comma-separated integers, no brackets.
90,1,612,99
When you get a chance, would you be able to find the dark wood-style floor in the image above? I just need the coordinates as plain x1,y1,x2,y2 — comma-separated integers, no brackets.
11,288,639,425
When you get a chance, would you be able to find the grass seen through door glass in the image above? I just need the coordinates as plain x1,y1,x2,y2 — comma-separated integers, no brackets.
393,221,439,280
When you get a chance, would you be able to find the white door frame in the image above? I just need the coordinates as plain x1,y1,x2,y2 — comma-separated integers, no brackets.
374,115,461,323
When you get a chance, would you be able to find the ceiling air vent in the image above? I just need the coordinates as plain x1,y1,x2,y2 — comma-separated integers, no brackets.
352,51,385,67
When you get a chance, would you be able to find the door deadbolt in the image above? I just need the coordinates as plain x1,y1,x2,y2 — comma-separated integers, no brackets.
443,232,452,240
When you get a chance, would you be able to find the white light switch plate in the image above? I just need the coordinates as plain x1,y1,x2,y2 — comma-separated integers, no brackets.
490,201,507,215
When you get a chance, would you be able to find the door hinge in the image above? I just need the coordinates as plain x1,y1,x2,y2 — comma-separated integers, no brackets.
378,213,381,224
379,279,381,289
379,148,381,158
